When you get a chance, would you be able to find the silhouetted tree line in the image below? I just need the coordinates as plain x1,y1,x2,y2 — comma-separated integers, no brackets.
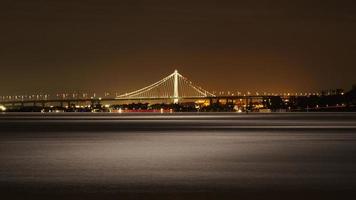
264,86,356,112
200,103,235,112
112,103,198,112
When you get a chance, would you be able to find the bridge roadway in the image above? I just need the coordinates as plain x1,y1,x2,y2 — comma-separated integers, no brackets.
0,96,276,107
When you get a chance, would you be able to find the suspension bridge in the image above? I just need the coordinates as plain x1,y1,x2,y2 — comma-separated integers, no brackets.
116,70,215,103
0,70,274,108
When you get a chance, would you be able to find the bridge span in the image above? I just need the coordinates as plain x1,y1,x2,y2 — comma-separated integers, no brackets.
0,70,281,108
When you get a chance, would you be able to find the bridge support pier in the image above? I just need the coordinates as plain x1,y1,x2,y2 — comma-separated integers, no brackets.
245,98,249,112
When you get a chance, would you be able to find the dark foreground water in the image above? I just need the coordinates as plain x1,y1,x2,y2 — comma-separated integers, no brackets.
1,112,356,200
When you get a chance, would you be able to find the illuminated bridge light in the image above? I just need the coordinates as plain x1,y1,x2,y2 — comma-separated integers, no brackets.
115,70,215,104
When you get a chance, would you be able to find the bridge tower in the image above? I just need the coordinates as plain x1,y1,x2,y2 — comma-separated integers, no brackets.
173,69,179,104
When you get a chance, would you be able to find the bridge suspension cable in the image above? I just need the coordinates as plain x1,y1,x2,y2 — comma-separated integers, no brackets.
116,70,215,103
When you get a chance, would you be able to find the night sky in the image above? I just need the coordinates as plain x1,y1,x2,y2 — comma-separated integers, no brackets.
1,0,356,95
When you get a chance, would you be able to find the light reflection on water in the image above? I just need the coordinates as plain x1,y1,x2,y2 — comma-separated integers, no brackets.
0,113,356,199
1,133,356,186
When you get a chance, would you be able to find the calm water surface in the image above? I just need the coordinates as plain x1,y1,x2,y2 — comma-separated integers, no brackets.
1,113,356,199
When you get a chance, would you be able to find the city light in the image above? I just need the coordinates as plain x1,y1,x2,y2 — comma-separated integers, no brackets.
0,105,6,111
0,70,354,113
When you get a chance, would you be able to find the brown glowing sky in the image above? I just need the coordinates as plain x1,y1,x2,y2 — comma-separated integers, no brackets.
1,0,356,95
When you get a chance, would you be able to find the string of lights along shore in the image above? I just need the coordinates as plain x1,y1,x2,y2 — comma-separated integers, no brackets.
0,70,329,102
0,69,335,102
0,69,353,113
